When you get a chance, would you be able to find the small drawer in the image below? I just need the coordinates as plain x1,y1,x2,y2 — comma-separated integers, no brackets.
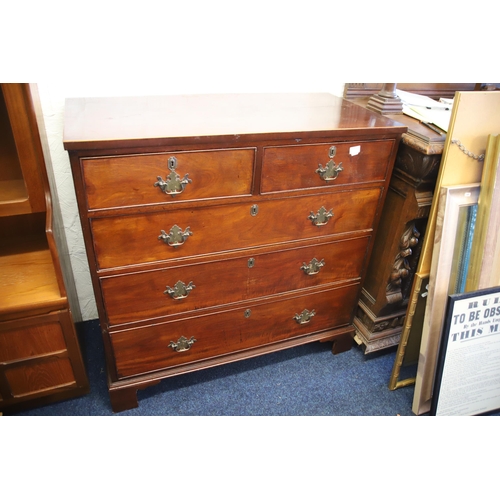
81,148,256,210
100,236,369,326
4,358,76,397
91,187,382,269
261,140,394,193
0,320,67,363
110,283,360,379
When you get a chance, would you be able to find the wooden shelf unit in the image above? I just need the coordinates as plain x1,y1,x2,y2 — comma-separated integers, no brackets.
0,83,89,413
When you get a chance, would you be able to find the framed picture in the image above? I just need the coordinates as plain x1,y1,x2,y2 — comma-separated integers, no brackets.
412,183,480,414
431,286,500,416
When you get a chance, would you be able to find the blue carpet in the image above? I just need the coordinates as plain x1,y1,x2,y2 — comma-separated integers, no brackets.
12,319,421,416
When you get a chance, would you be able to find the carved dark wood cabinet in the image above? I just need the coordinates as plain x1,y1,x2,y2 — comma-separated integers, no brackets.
352,130,442,353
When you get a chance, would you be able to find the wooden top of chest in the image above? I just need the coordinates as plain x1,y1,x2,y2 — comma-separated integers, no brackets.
63,93,407,151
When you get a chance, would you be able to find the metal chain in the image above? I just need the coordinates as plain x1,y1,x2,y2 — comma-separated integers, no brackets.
451,139,485,161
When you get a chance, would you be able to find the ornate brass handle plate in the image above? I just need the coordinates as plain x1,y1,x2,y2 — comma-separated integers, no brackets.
168,336,197,352
158,225,192,247
301,258,325,276
308,206,334,226
164,280,196,300
316,146,343,181
154,156,192,197
293,309,316,325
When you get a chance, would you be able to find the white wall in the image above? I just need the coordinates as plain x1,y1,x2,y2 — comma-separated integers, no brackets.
36,81,346,321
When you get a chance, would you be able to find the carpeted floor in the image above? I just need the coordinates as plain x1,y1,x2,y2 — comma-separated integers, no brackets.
11,319,424,416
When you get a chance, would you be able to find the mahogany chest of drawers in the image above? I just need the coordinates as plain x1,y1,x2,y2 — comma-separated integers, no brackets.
63,93,405,412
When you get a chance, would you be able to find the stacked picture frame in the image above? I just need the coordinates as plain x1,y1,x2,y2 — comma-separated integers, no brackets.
389,91,500,415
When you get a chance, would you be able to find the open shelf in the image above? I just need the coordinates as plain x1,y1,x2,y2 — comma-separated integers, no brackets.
0,217,66,320
0,179,28,203
0,88,29,212
0,84,45,216
0,179,31,216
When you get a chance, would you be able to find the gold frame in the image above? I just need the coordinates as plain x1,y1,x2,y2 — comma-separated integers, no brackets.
389,272,426,389
466,134,500,291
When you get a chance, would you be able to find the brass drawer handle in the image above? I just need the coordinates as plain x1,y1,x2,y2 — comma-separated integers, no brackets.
301,258,325,276
293,309,316,325
164,280,196,300
169,336,197,352
308,206,334,226
154,156,192,197
316,145,343,181
158,225,193,247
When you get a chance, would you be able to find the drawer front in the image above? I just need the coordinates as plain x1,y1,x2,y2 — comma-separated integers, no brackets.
4,358,76,397
81,148,256,210
111,283,360,379
91,188,382,269
261,140,394,193
101,236,369,325
0,321,67,363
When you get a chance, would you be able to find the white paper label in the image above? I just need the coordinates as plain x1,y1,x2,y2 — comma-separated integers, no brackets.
349,145,361,156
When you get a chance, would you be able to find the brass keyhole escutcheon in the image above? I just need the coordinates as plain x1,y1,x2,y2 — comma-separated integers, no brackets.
248,258,255,268
244,309,251,318
250,204,259,216
168,156,177,170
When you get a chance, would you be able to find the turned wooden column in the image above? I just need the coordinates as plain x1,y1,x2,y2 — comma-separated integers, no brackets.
366,83,403,115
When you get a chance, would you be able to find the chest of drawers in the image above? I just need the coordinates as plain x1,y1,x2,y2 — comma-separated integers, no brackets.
64,93,405,412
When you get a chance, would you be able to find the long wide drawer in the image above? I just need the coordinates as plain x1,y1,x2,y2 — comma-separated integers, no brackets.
91,188,382,269
81,148,256,210
261,140,394,193
110,283,360,379
100,236,369,326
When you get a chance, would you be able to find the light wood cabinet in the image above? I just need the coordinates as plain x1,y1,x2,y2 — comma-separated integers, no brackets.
0,84,88,413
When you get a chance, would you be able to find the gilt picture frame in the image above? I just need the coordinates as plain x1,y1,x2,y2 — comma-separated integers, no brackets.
466,134,500,291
